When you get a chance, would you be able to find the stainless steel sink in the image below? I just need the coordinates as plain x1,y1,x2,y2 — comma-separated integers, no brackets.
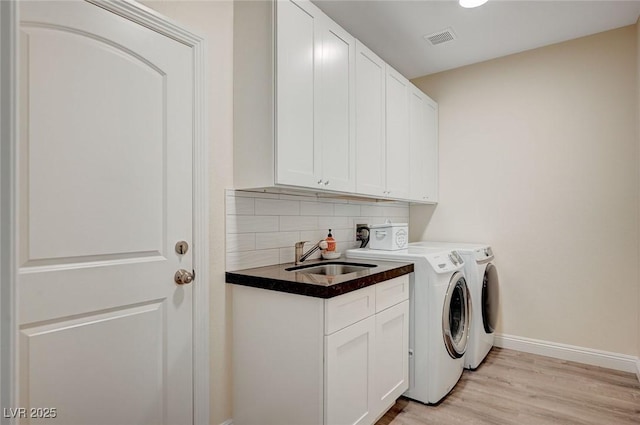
285,262,377,276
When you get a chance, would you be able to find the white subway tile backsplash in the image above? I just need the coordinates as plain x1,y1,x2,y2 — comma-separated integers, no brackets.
226,215,279,233
226,195,255,215
255,198,300,216
226,249,280,271
361,204,386,217
279,247,296,264
383,206,410,218
300,201,334,216
255,231,301,250
226,233,256,252
225,191,409,270
279,215,319,231
318,216,350,230
331,228,355,243
334,204,361,216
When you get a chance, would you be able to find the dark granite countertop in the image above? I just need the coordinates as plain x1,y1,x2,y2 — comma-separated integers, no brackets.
226,259,414,299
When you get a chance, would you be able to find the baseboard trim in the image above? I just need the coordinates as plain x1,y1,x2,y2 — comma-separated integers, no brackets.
494,333,638,374
219,420,233,425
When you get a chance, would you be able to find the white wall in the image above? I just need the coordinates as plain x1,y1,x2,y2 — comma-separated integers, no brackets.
411,26,639,356
140,1,234,424
225,190,409,271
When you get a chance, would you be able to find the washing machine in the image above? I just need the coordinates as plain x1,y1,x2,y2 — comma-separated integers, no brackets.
346,246,471,404
411,241,500,370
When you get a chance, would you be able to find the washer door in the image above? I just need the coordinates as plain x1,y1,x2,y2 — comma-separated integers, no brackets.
442,272,470,359
482,263,500,334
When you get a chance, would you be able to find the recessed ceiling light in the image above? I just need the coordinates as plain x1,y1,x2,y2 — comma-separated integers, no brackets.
459,0,489,8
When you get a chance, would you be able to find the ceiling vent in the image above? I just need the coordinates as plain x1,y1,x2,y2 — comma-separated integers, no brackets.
424,27,457,46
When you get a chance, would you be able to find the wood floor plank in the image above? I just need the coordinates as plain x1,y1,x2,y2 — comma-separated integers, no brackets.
376,347,640,425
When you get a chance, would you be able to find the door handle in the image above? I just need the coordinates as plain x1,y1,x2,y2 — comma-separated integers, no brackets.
175,269,195,285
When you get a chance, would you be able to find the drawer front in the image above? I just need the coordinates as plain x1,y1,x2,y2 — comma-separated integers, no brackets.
375,274,409,313
325,286,376,335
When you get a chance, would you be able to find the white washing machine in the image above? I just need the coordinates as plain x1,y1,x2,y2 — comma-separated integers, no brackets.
346,246,471,404
410,242,500,370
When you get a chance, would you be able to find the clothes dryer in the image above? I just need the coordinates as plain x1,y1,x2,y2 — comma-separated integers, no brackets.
347,247,471,404
410,242,499,370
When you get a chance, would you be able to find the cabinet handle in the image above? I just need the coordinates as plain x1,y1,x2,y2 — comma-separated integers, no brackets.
324,180,329,186
317,179,323,185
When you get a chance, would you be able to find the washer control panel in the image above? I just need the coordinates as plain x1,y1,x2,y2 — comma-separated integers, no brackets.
428,251,462,273
470,245,494,262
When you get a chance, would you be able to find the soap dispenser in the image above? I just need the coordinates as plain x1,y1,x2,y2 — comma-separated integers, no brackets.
325,229,336,252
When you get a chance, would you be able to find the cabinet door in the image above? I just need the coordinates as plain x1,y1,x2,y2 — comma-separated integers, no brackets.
409,87,438,203
325,316,375,425
355,41,386,198
276,0,321,188
317,16,356,193
373,300,409,418
385,66,411,199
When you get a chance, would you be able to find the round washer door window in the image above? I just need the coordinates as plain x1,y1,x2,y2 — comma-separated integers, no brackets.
482,263,500,334
442,272,470,359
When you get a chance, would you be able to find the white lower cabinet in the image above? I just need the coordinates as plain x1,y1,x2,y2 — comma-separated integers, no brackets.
325,316,375,425
326,300,410,425
232,274,410,425
373,301,409,415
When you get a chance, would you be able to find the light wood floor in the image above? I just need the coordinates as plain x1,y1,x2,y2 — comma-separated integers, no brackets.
376,347,640,425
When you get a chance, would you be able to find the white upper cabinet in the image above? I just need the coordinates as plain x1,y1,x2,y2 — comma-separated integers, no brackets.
234,0,436,203
385,66,411,200
356,44,425,202
355,41,387,198
235,0,355,193
276,0,318,187
315,16,356,192
409,87,439,202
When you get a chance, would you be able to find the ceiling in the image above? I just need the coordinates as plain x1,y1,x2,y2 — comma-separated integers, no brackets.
312,0,640,79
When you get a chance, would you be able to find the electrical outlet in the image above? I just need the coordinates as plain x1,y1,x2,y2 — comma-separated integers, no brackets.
355,224,369,241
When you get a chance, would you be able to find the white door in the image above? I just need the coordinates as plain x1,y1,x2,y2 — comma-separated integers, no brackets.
385,66,411,200
355,41,386,198
373,301,409,418
325,316,375,425
18,2,194,424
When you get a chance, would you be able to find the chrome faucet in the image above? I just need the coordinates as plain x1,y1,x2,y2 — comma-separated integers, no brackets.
294,240,328,265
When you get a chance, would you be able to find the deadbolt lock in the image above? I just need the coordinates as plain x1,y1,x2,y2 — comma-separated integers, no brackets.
175,241,189,255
